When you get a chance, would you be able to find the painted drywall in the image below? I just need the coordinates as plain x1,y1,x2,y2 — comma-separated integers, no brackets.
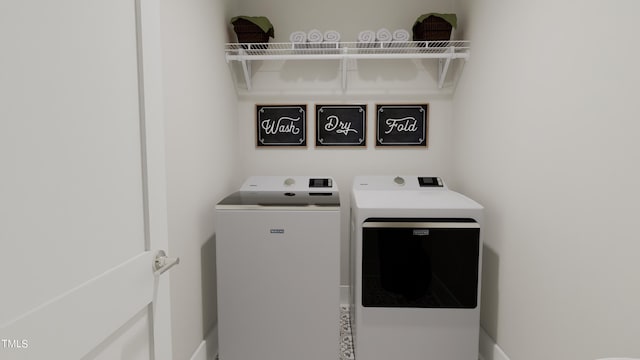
229,0,464,96
231,0,463,285
236,97,454,285
160,0,239,359
174,0,640,358
235,0,456,44
452,0,640,359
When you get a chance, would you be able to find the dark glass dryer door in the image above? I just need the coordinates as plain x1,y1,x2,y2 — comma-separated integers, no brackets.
362,219,480,308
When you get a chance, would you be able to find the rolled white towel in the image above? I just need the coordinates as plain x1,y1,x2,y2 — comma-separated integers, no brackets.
357,30,376,43
323,30,341,42
376,28,392,42
392,29,410,41
307,29,323,43
289,31,307,43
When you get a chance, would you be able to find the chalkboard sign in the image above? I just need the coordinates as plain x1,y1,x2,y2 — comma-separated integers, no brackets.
376,104,428,147
316,105,367,147
256,105,306,147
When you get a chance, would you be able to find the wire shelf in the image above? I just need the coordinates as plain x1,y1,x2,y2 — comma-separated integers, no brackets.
224,41,470,90
225,41,470,60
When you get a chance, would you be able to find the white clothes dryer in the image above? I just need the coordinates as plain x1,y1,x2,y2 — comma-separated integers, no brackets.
350,176,483,360
216,176,340,360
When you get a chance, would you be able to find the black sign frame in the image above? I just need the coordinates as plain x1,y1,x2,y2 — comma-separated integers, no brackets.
256,105,307,147
315,104,367,147
376,104,428,147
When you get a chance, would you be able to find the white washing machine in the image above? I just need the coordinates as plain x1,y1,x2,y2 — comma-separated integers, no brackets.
215,176,340,360
350,176,483,360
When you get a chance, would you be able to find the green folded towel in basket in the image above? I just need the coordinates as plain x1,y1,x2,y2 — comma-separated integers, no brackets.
231,16,275,38
414,13,458,29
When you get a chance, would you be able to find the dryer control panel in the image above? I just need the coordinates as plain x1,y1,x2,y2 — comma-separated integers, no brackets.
353,176,448,191
418,177,443,187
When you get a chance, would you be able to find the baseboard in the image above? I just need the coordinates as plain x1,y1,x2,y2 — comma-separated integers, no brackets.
479,328,510,360
189,325,218,360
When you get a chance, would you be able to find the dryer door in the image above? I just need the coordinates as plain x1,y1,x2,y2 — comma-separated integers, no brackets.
362,219,480,309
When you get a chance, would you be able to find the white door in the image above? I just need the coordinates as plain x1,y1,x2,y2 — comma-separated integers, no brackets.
0,0,174,359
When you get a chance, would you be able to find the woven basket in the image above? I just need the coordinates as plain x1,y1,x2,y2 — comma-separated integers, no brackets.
412,15,453,42
232,18,270,43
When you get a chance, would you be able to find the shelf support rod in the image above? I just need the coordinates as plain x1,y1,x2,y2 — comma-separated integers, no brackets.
341,47,348,90
240,58,252,90
437,46,455,89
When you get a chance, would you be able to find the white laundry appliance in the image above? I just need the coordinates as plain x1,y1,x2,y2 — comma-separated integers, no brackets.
350,176,483,360
215,176,340,360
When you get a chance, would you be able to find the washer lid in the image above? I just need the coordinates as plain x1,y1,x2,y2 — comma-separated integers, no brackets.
216,190,340,210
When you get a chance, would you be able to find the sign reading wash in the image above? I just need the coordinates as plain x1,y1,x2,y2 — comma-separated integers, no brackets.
316,105,367,147
256,105,306,147
376,104,428,147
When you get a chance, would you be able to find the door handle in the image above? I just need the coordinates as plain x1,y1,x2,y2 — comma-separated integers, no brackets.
153,250,180,276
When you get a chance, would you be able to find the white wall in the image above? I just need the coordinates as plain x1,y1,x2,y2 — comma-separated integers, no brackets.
164,0,640,358
160,0,239,358
236,0,455,43
232,0,462,285
230,0,463,96
453,0,640,359
237,97,454,284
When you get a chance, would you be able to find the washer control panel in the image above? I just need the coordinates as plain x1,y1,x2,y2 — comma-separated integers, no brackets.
241,176,338,192
309,178,333,188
